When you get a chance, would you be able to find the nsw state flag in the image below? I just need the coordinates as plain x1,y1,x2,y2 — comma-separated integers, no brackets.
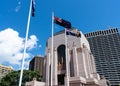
54,16,71,28
66,30,76,36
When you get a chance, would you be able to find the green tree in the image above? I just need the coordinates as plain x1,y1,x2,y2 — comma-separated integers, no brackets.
0,70,42,86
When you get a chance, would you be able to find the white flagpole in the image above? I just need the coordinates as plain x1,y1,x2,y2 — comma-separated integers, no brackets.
19,0,32,86
65,28,69,86
51,12,54,86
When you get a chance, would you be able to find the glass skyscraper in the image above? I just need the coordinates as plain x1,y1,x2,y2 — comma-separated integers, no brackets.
85,28,120,86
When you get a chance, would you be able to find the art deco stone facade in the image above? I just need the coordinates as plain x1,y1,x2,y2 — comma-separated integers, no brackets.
44,29,107,86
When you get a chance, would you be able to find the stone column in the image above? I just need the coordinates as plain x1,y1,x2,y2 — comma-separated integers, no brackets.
53,48,58,85
90,54,96,73
81,48,88,78
65,46,70,86
67,47,70,76
90,53,100,79
84,48,92,78
46,49,51,86
72,43,79,77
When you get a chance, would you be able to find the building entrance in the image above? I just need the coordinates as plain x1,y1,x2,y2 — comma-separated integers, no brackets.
58,74,65,85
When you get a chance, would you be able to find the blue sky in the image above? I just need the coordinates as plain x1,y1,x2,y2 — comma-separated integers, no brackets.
0,0,120,70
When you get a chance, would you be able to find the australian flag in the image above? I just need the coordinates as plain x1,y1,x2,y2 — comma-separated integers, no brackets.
54,16,71,28
66,30,81,37
32,0,35,17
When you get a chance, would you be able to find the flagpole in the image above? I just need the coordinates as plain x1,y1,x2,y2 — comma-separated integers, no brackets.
19,0,32,86
51,12,54,86
65,28,69,86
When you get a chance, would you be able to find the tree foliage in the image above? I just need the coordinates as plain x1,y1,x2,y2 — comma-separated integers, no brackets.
0,70,42,86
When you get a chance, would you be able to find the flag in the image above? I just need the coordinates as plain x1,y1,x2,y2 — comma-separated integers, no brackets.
32,0,35,17
54,16,71,28
66,30,81,37
76,31,81,37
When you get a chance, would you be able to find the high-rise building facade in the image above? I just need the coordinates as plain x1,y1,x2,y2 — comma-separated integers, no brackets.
0,64,13,81
85,28,120,86
29,55,44,76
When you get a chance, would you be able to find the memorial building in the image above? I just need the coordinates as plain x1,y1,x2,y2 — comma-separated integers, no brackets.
44,28,107,86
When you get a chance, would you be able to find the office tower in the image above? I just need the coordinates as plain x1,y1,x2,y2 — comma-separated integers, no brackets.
0,64,13,81
85,28,120,86
29,55,44,76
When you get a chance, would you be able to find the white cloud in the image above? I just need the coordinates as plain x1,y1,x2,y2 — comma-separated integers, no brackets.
27,35,38,50
38,44,42,48
0,28,38,70
15,1,21,12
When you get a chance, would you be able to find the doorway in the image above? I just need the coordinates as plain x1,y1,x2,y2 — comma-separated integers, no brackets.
58,74,65,85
